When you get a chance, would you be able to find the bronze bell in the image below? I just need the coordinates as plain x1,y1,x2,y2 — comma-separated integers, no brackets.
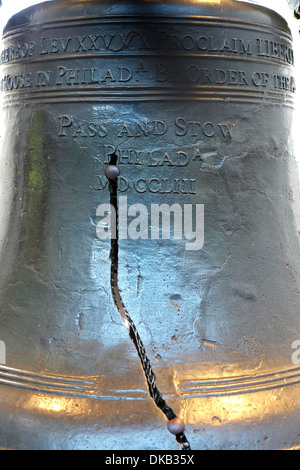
0,0,300,450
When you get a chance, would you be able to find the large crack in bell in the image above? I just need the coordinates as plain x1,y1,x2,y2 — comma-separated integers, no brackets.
106,155,191,451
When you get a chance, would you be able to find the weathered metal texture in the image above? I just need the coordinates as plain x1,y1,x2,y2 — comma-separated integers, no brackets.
0,0,300,450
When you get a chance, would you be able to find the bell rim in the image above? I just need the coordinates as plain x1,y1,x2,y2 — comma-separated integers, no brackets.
3,0,291,37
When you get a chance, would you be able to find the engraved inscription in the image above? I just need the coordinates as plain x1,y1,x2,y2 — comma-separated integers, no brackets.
0,31,294,65
57,115,236,141
37,65,137,87
0,73,33,91
94,175,197,195
116,120,167,138
38,34,256,56
102,145,225,168
174,118,236,138
185,66,249,86
256,38,294,63
0,41,36,63
57,114,233,196
0,63,295,94
0,24,295,111
58,115,108,137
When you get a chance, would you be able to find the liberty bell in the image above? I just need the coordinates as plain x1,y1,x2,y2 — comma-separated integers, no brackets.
0,0,300,450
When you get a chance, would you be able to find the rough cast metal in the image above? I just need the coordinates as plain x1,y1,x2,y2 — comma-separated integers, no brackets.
0,0,300,450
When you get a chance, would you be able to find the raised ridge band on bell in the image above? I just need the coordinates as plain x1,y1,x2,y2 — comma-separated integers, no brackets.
0,87,295,107
1,364,300,399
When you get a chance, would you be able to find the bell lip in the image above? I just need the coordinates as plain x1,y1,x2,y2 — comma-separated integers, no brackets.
0,372,300,450
2,0,291,37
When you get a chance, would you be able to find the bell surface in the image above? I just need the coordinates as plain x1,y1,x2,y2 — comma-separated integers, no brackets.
0,0,300,450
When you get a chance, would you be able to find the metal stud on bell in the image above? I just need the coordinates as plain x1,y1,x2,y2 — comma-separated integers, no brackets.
105,164,120,180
